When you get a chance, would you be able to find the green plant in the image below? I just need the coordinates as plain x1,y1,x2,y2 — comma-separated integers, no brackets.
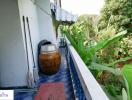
122,64,132,100
115,35,132,58
85,30,127,64
61,13,131,99
98,0,132,33
122,88,127,100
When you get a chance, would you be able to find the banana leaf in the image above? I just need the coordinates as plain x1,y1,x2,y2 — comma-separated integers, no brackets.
95,30,127,51
64,32,87,61
122,64,132,100
104,56,132,67
101,85,122,100
65,30,127,65
78,39,85,55
90,62,121,76
122,88,128,100
64,32,78,50
85,30,127,63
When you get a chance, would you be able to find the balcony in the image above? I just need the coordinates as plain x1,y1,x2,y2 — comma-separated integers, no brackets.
14,37,108,100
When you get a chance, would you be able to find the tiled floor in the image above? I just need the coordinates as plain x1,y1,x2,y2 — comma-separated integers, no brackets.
38,48,75,99
15,48,75,100
68,55,86,100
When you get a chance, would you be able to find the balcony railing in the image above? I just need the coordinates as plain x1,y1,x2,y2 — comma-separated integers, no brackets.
65,37,109,100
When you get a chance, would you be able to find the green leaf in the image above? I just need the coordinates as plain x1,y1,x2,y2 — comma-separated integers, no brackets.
122,88,128,100
106,85,117,97
101,85,122,100
105,56,132,67
86,30,127,63
122,64,132,100
64,32,88,62
90,62,121,76
95,30,127,51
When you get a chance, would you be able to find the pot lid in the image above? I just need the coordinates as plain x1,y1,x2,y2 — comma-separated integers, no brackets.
41,44,57,53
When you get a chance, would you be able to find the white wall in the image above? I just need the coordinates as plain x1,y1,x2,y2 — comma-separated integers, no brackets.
36,0,57,44
18,0,40,71
0,0,28,87
0,0,56,87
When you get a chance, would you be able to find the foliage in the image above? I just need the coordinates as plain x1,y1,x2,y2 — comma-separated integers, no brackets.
97,0,132,65
60,0,132,98
90,62,121,76
115,35,132,58
98,0,132,33
77,14,99,38
85,30,127,63
122,64,132,100
61,24,129,99
105,56,132,67
122,88,127,100
61,11,132,99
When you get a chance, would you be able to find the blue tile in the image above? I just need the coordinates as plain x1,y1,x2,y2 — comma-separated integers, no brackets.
68,55,87,100
15,48,75,100
15,47,87,100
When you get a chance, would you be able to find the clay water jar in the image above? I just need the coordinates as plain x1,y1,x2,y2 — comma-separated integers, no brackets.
39,44,61,75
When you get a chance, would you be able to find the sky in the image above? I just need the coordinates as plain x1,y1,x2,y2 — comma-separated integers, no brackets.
61,0,105,15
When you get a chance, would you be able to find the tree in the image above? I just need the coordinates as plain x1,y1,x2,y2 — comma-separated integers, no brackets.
98,0,132,33
75,14,99,39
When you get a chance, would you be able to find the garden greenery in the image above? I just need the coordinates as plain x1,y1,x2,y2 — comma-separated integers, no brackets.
60,0,132,100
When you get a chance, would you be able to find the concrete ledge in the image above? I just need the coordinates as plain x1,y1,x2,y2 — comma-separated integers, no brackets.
65,37,109,100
